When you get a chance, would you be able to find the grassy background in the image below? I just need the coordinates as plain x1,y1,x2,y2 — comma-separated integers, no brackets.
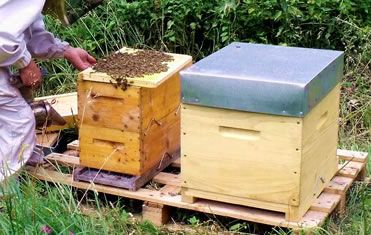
1,0,369,234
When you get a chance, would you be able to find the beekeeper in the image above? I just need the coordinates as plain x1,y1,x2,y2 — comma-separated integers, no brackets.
0,0,96,181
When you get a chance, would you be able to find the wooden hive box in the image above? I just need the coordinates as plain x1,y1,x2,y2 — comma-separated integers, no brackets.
78,48,192,176
180,43,344,221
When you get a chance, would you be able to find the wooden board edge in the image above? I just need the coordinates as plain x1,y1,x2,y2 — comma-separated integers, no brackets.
35,92,77,101
337,149,368,163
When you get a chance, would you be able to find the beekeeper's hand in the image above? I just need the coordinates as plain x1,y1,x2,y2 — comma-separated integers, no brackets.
64,47,96,71
19,60,42,88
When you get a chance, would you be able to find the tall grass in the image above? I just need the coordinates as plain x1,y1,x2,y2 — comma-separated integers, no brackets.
0,174,160,235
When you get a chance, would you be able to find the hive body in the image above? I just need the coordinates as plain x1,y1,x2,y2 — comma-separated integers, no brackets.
78,48,192,176
180,43,344,221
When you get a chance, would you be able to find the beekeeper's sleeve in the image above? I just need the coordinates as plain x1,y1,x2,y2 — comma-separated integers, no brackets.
0,0,44,68
27,13,69,59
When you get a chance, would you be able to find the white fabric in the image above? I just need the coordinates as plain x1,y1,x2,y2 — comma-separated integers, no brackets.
0,0,69,181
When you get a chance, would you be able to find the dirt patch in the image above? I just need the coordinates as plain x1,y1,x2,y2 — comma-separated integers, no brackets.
94,50,174,79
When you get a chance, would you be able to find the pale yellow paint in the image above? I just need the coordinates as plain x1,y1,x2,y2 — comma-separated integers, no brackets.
298,85,340,220
181,85,341,221
181,104,302,206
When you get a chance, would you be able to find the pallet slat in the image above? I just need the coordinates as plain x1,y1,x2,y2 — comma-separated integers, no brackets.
338,161,365,178
324,176,353,194
153,172,181,187
36,133,59,147
46,153,80,167
67,140,79,151
160,185,181,196
337,149,368,163
310,193,341,213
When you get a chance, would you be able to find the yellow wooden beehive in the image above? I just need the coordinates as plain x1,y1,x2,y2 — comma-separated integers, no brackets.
180,43,344,221
78,48,192,176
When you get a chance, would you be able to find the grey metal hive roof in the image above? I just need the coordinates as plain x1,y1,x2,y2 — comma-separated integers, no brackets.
180,42,344,117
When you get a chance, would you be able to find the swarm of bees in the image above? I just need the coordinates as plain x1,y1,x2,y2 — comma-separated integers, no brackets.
94,50,174,91
109,77,135,91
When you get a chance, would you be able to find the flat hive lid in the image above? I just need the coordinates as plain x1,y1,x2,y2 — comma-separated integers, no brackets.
80,47,192,88
180,42,344,117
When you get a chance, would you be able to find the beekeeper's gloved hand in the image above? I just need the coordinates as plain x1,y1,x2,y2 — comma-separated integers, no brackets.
19,60,42,88
63,47,96,71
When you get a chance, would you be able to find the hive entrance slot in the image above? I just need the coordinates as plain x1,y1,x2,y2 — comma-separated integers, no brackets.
316,111,329,130
89,92,125,101
93,138,125,150
219,126,260,141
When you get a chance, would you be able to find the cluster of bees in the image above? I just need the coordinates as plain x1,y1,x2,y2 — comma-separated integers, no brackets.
109,76,134,91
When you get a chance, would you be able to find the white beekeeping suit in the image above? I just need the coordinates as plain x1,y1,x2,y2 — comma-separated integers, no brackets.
0,0,69,181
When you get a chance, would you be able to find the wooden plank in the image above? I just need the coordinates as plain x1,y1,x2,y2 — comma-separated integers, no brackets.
182,187,289,214
25,166,326,229
153,172,181,187
35,92,77,132
357,166,367,181
78,79,141,132
142,202,171,226
324,176,353,195
80,48,192,88
310,192,341,213
338,161,365,178
160,185,181,196
337,149,368,163
35,92,77,101
67,140,79,151
45,153,80,168
36,133,59,147
336,195,347,216
181,104,302,206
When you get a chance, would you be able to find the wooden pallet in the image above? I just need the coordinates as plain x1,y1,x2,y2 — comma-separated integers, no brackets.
26,142,368,232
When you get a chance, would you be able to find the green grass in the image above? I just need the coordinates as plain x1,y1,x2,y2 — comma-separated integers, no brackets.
0,176,161,235
3,0,369,234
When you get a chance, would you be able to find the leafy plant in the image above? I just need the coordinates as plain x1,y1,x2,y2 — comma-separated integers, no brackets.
187,216,200,226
